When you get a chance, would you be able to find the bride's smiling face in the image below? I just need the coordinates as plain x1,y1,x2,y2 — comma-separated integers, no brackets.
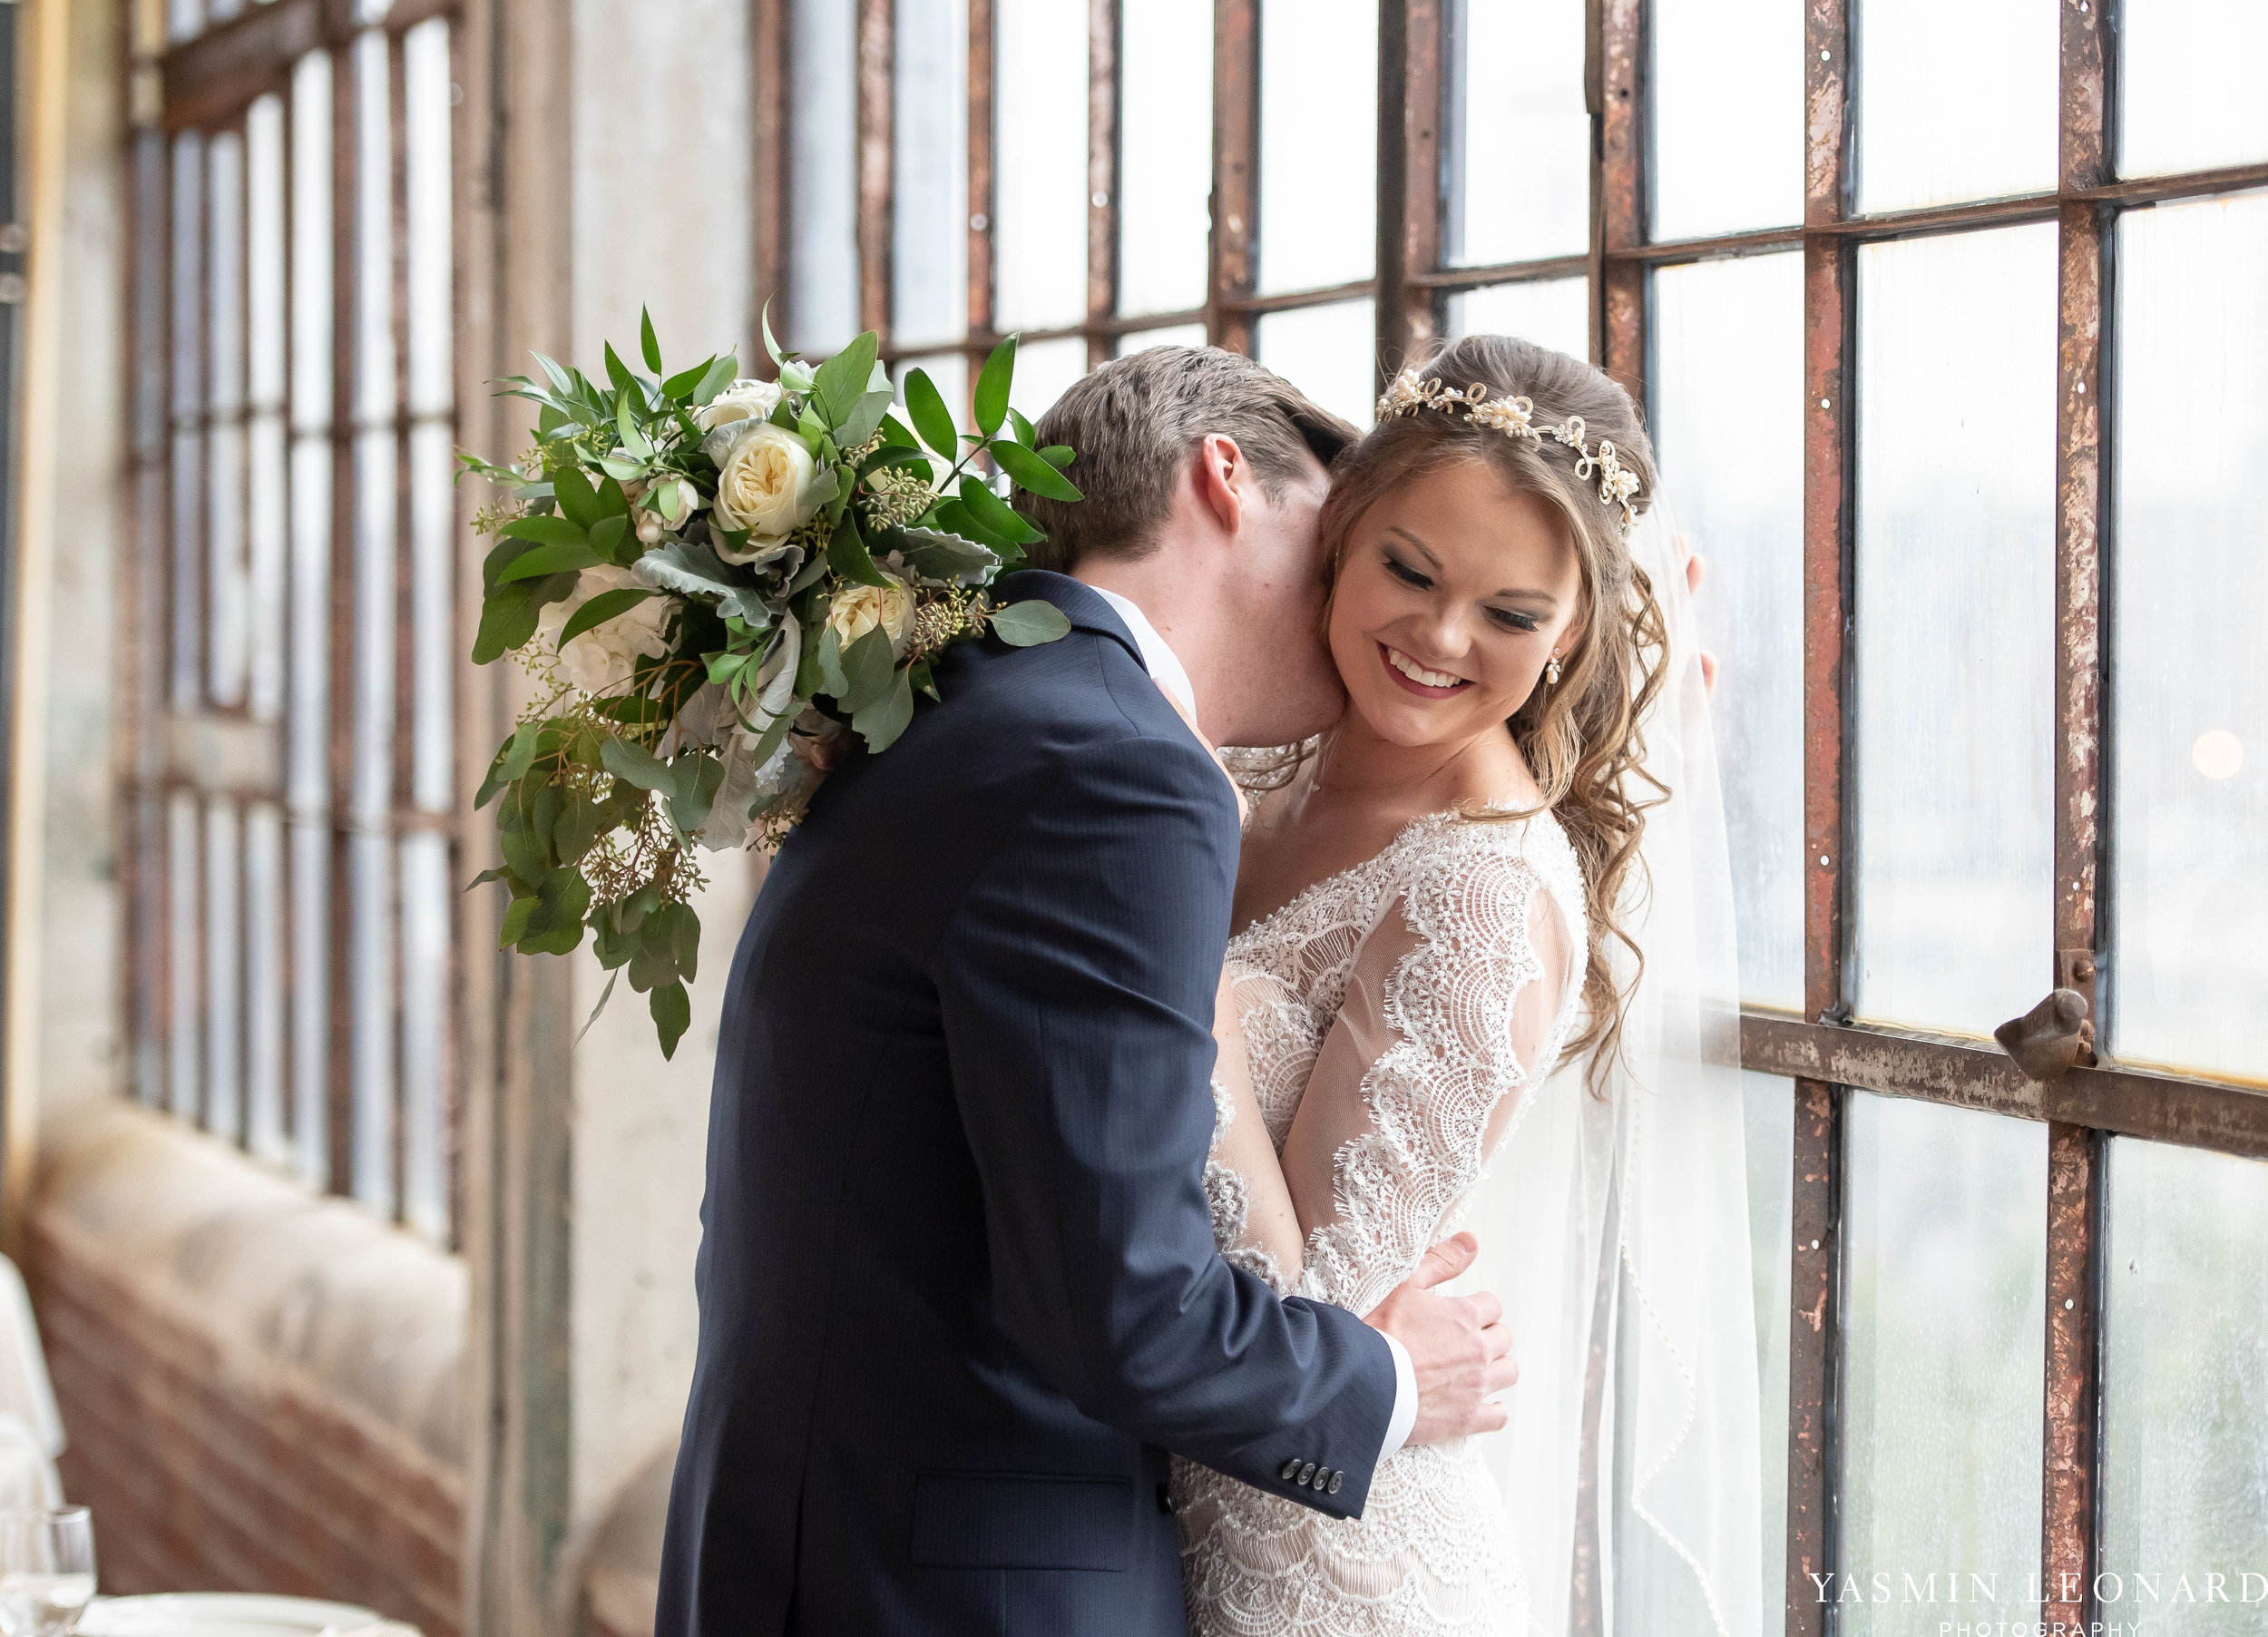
1326,457,1585,750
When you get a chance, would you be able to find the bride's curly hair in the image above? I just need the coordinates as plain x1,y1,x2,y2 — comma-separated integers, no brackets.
1317,334,1669,1094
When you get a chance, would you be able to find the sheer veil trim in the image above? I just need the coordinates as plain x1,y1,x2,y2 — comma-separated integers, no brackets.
1459,502,1765,1637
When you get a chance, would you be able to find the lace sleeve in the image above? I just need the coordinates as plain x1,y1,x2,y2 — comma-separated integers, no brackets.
1199,967,1305,1295
1279,838,1579,1316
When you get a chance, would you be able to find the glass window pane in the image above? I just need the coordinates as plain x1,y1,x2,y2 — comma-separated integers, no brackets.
204,797,242,1143
245,96,286,413
400,831,451,1240
410,422,455,814
1855,0,2057,214
349,829,395,1215
1115,321,1209,358
1652,253,1804,1010
1256,298,1377,432
1004,336,1089,422
2102,1137,2268,1633
1446,0,1587,266
208,129,248,711
290,818,329,1187
1853,227,2056,1037
1840,1093,2045,1632
1444,276,1589,362
353,29,395,427
790,0,861,352
1118,0,1211,319
169,791,201,1121
1742,1073,1793,1633
2120,3,2268,180
290,51,334,437
2109,192,2268,1081
1649,0,1802,241
894,0,969,348
171,131,205,711
403,18,454,417
245,803,287,1166
1256,0,1375,294
994,0,1088,332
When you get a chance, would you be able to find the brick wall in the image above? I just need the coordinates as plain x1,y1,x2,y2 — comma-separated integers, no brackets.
27,1106,465,1636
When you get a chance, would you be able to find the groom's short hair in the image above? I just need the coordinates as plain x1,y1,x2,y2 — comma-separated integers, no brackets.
1019,346,1357,572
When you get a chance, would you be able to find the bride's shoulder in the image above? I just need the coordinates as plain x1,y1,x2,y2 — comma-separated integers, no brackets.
1404,809,1585,919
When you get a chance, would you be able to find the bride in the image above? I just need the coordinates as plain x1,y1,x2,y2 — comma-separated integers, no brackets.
1169,335,1762,1637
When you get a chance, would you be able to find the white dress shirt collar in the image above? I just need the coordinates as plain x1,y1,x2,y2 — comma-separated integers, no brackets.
1088,585,1198,723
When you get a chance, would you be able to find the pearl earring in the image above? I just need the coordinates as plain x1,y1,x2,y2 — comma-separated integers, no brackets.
1545,653,1563,686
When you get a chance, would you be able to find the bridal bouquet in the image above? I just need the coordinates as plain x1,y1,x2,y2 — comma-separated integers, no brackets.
461,312,1079,1054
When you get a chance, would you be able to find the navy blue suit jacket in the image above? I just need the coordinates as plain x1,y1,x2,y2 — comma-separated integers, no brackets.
654,573,1398,1637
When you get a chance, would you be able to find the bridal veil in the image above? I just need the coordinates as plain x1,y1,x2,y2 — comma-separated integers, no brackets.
1451,502,1765,1637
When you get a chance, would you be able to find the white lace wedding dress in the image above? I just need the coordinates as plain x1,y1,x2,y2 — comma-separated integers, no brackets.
1173,808,1589,1637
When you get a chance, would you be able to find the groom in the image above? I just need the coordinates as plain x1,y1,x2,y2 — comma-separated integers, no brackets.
656,347,1517,1636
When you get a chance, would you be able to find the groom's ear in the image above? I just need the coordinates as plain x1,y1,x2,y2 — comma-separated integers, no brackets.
1192,432,1249,538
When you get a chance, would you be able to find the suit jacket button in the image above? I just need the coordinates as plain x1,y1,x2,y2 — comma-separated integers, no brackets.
1296,1463,1316,1485
1328,1472,1344,1495
1280,1458,1302,1481
1311,1467,1331,1489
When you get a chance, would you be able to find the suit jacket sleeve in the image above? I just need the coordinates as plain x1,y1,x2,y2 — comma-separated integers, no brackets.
932,728,1397,1520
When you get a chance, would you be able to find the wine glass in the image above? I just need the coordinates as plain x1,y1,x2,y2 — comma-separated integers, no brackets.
0,1509,96,1637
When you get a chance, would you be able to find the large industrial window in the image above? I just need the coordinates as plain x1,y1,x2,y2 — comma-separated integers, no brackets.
757,2,2268,1632
123,0,461,1241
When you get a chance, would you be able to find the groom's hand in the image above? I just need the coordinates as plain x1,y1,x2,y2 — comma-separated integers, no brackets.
1363,1231,1518,1445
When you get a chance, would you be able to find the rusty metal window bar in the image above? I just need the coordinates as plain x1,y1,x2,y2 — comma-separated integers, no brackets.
775,0,2268,1628
122,0,464,1244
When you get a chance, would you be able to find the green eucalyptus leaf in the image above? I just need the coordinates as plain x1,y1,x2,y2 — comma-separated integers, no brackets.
814,331,882,426
640,307,664,373
552,466,606,532
973,336,1017,436
500,514,591,549
691,353,738,407
556,586,657,649
810,620,844,698
877,412,923,452
1006,407,1036,447
1037,444,1075,470
599,736,676,793
589,513,631,563
760,299,787,367
669,753,728,833
957,475,1043,545
650,980,691,1060
827,511,892,589
661,354,716,401
888,526,1000,586
603,342,635,399
499,893,534,948
990,438,1083,502
990,598,1073,647
837,626,897,713
836,387,893,453
499,542,602,583
553,789,603,865
901,368,960,460
670,905,700,985
930,497,1011,552
615,393,653,459
852,666,915,753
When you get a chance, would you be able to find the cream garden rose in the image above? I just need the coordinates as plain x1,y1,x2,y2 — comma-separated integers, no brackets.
826,577,914,657
534,564,672,694
710,422,828,560
696,377,784,433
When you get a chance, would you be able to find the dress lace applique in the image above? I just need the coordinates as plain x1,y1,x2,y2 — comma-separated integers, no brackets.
1176,810,1588,1637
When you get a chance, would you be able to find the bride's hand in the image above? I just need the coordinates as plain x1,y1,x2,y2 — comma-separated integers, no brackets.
1672,532,1720,697
1364,1230,1519,1445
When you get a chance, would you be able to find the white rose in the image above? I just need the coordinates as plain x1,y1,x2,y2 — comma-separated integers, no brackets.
826,577,914,657
534,564,672,695
696,378,785,434
710,422,828,558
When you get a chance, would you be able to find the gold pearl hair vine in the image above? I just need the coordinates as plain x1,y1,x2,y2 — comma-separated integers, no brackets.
1375,368,1644,527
